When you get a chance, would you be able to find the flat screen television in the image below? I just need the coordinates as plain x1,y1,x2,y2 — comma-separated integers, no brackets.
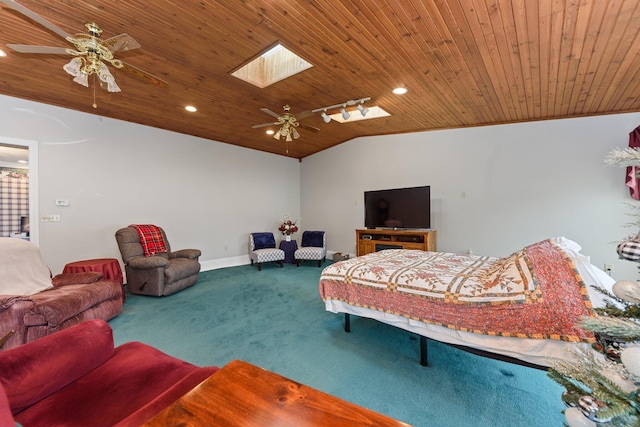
364,186,431,229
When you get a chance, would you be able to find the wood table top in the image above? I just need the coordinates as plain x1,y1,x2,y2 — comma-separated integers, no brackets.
144,359,412,426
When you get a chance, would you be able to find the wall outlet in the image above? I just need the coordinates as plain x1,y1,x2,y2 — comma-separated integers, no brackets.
604,263,614,274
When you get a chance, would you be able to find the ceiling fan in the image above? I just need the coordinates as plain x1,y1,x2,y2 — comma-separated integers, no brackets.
252,105,320,141
0,0,167,94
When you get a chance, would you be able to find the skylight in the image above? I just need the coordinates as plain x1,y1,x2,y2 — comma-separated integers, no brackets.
231,43,313,88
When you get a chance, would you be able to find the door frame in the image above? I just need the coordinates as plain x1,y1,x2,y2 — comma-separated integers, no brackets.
0,136,39,246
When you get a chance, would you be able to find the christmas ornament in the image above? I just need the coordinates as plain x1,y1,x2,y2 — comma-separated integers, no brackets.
612,280,640,304
565,407,596,427
620,345,640,377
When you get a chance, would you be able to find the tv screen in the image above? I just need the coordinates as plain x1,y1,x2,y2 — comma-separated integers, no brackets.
364,186,431,229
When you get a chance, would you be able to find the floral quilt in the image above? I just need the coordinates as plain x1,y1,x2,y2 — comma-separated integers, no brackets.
319,239,595,342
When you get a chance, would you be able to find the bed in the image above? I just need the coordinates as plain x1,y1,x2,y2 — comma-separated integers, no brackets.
319,237,615,368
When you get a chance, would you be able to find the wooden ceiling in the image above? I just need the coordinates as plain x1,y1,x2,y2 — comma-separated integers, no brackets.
1,1,640,159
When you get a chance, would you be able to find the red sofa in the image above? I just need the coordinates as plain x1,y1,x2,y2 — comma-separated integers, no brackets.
0,319,219,426
0,238,123,350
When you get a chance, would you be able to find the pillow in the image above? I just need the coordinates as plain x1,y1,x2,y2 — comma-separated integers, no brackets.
551,236,616,308
302,231,324,248
52,271,103,287
252,233,276,250
0,238,52,296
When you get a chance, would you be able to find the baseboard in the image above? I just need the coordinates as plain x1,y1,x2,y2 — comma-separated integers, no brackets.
199,251,356,272
200,255,250,271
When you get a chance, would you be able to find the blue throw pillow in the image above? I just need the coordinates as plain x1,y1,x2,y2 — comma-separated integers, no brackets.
302,231,324,248
252,233,275,250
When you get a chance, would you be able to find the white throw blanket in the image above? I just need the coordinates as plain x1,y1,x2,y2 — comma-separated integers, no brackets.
0,238,53,296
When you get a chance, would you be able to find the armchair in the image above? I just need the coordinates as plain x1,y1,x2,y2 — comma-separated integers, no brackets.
294,231,327,267
115,226,201,296
249,233,285,271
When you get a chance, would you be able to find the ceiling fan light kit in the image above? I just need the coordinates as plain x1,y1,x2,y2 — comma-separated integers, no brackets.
1,0,166,101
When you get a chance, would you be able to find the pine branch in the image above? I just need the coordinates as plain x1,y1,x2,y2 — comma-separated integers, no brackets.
581,316,640,340
605,147,640,168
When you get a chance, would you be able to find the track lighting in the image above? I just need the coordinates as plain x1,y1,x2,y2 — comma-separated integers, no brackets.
312,97,371,122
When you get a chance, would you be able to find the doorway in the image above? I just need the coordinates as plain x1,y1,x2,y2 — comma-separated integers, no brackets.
0,138,39,245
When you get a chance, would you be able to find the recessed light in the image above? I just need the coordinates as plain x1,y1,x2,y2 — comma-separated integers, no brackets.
0,49,6,57
392,87,408,95
185,105,197,112
266,130,275,135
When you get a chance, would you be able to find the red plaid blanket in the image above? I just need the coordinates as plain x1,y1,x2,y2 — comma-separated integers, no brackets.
130,224,168,257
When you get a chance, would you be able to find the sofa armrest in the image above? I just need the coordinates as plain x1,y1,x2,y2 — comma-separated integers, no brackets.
128,256,170,269
170,249,201,260
0,319,115,414
51,271,103,287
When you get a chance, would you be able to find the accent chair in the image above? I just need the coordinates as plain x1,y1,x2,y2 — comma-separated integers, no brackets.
249,232,285,271
294,231,326,267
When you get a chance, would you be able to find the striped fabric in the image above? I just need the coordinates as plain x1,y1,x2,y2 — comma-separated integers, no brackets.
0,174,29,238
130,224,168,257
617,236,640,262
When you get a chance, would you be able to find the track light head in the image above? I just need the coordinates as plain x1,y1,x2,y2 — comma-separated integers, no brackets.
321,111,332,123
357,104,369,117
340,107,350,120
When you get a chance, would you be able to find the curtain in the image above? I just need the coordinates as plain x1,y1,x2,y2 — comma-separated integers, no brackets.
627,126,640,200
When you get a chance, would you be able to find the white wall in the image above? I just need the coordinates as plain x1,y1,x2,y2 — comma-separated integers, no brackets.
0,95,301,274
3,92,640,282
301,113,640,281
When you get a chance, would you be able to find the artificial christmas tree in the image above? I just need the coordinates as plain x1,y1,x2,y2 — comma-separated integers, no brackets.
548,147,640,426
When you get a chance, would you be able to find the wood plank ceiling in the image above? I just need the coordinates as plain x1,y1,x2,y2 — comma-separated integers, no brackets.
1,0,640,159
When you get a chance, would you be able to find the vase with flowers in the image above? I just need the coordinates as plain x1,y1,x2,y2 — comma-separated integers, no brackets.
278,216,299,241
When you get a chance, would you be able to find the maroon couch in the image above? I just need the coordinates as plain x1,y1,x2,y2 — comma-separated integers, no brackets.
0,319,219,426
0,238,123,350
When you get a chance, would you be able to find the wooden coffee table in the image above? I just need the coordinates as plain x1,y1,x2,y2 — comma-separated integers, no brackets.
144,359,412,426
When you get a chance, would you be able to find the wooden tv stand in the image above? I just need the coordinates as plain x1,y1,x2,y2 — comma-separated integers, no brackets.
356,229,437,256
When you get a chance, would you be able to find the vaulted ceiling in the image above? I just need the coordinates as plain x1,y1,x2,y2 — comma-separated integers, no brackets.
1,0,640,159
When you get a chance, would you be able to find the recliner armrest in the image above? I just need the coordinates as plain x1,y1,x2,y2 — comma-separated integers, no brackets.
128,256,170,269
170,249,201,260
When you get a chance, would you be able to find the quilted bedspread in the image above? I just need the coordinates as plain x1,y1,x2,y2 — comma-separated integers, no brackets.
319,239,596,342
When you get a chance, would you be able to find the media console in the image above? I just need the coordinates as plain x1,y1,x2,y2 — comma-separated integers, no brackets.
356,229,437,256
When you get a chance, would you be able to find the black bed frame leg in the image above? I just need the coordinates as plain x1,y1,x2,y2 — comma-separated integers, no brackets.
344,313,351,332
420,336,428,366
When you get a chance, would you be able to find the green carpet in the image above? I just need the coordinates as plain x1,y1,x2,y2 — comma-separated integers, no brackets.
108,262,565,426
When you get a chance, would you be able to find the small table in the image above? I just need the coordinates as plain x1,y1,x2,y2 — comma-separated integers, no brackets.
144,360,411,426
279,239,298,263
63,258,125,302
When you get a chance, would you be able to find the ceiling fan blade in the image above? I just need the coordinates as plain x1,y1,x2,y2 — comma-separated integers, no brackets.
119,61,168,88
102,34,141,53
6,44,68,54
251,122,277,129
295,110,314,120
0,0,71,40
260,108,281,119
299,124,320,133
